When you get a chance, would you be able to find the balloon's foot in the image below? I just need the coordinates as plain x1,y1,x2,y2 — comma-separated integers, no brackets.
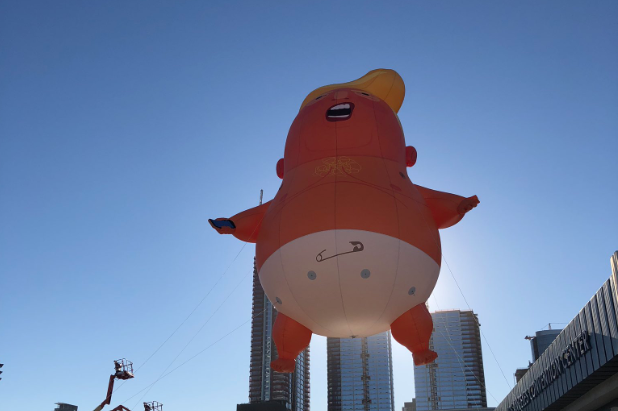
271,358,296,373
412,349,438,366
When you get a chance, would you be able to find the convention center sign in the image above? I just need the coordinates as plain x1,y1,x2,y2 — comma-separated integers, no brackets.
497,257,618,411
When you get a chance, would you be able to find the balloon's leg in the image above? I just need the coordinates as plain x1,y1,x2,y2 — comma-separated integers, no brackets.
270,313,312,373
390,303,438,366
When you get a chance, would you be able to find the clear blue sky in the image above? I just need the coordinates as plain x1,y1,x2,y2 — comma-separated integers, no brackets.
1,1,617,410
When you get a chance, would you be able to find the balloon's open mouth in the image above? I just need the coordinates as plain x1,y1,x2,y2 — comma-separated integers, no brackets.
326,103,354,122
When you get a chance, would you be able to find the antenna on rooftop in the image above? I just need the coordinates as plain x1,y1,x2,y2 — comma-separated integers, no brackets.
259,189,263,206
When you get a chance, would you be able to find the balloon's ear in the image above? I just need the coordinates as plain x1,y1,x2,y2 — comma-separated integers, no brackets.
406,146,417,167
276,158,284,179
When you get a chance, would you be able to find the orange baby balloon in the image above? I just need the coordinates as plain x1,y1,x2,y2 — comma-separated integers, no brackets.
210,69,479,372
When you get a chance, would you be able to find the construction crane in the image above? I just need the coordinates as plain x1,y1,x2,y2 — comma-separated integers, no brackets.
93,359,135,411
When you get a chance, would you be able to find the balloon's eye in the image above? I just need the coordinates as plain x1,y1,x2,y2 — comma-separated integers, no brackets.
354,90,377,100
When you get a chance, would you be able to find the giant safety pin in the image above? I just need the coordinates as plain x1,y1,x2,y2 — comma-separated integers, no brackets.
316,241,364,262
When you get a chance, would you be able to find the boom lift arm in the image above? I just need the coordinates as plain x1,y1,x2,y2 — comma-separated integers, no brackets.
93,359,135,411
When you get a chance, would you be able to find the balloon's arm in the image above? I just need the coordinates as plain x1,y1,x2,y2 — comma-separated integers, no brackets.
414,185,479,229
209,200,272,243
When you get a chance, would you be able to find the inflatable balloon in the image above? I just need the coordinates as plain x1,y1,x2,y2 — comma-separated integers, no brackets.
209,69,479,372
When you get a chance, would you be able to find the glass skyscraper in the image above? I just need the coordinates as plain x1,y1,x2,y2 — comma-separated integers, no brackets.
414,310,487,410
327,332,395,411
248,260,310,411
529,329,562,361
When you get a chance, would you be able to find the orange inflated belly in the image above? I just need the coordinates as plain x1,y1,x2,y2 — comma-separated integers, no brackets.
256,157,441,270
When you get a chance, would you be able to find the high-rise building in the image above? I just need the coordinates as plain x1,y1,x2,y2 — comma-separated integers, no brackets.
402,399,417,411
248,260,310,411
528,329,561,361
514,367,529,383
414,310,487,411
237,400,288,411
327,331,395,411
511,327,561,385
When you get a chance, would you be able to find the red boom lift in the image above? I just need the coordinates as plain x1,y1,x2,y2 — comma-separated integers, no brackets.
93,359,135,411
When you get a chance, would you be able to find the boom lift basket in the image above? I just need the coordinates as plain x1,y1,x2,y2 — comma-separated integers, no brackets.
113,359,134,380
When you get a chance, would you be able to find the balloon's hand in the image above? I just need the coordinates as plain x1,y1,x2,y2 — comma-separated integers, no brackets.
208,218,236,234
457,195,480,215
